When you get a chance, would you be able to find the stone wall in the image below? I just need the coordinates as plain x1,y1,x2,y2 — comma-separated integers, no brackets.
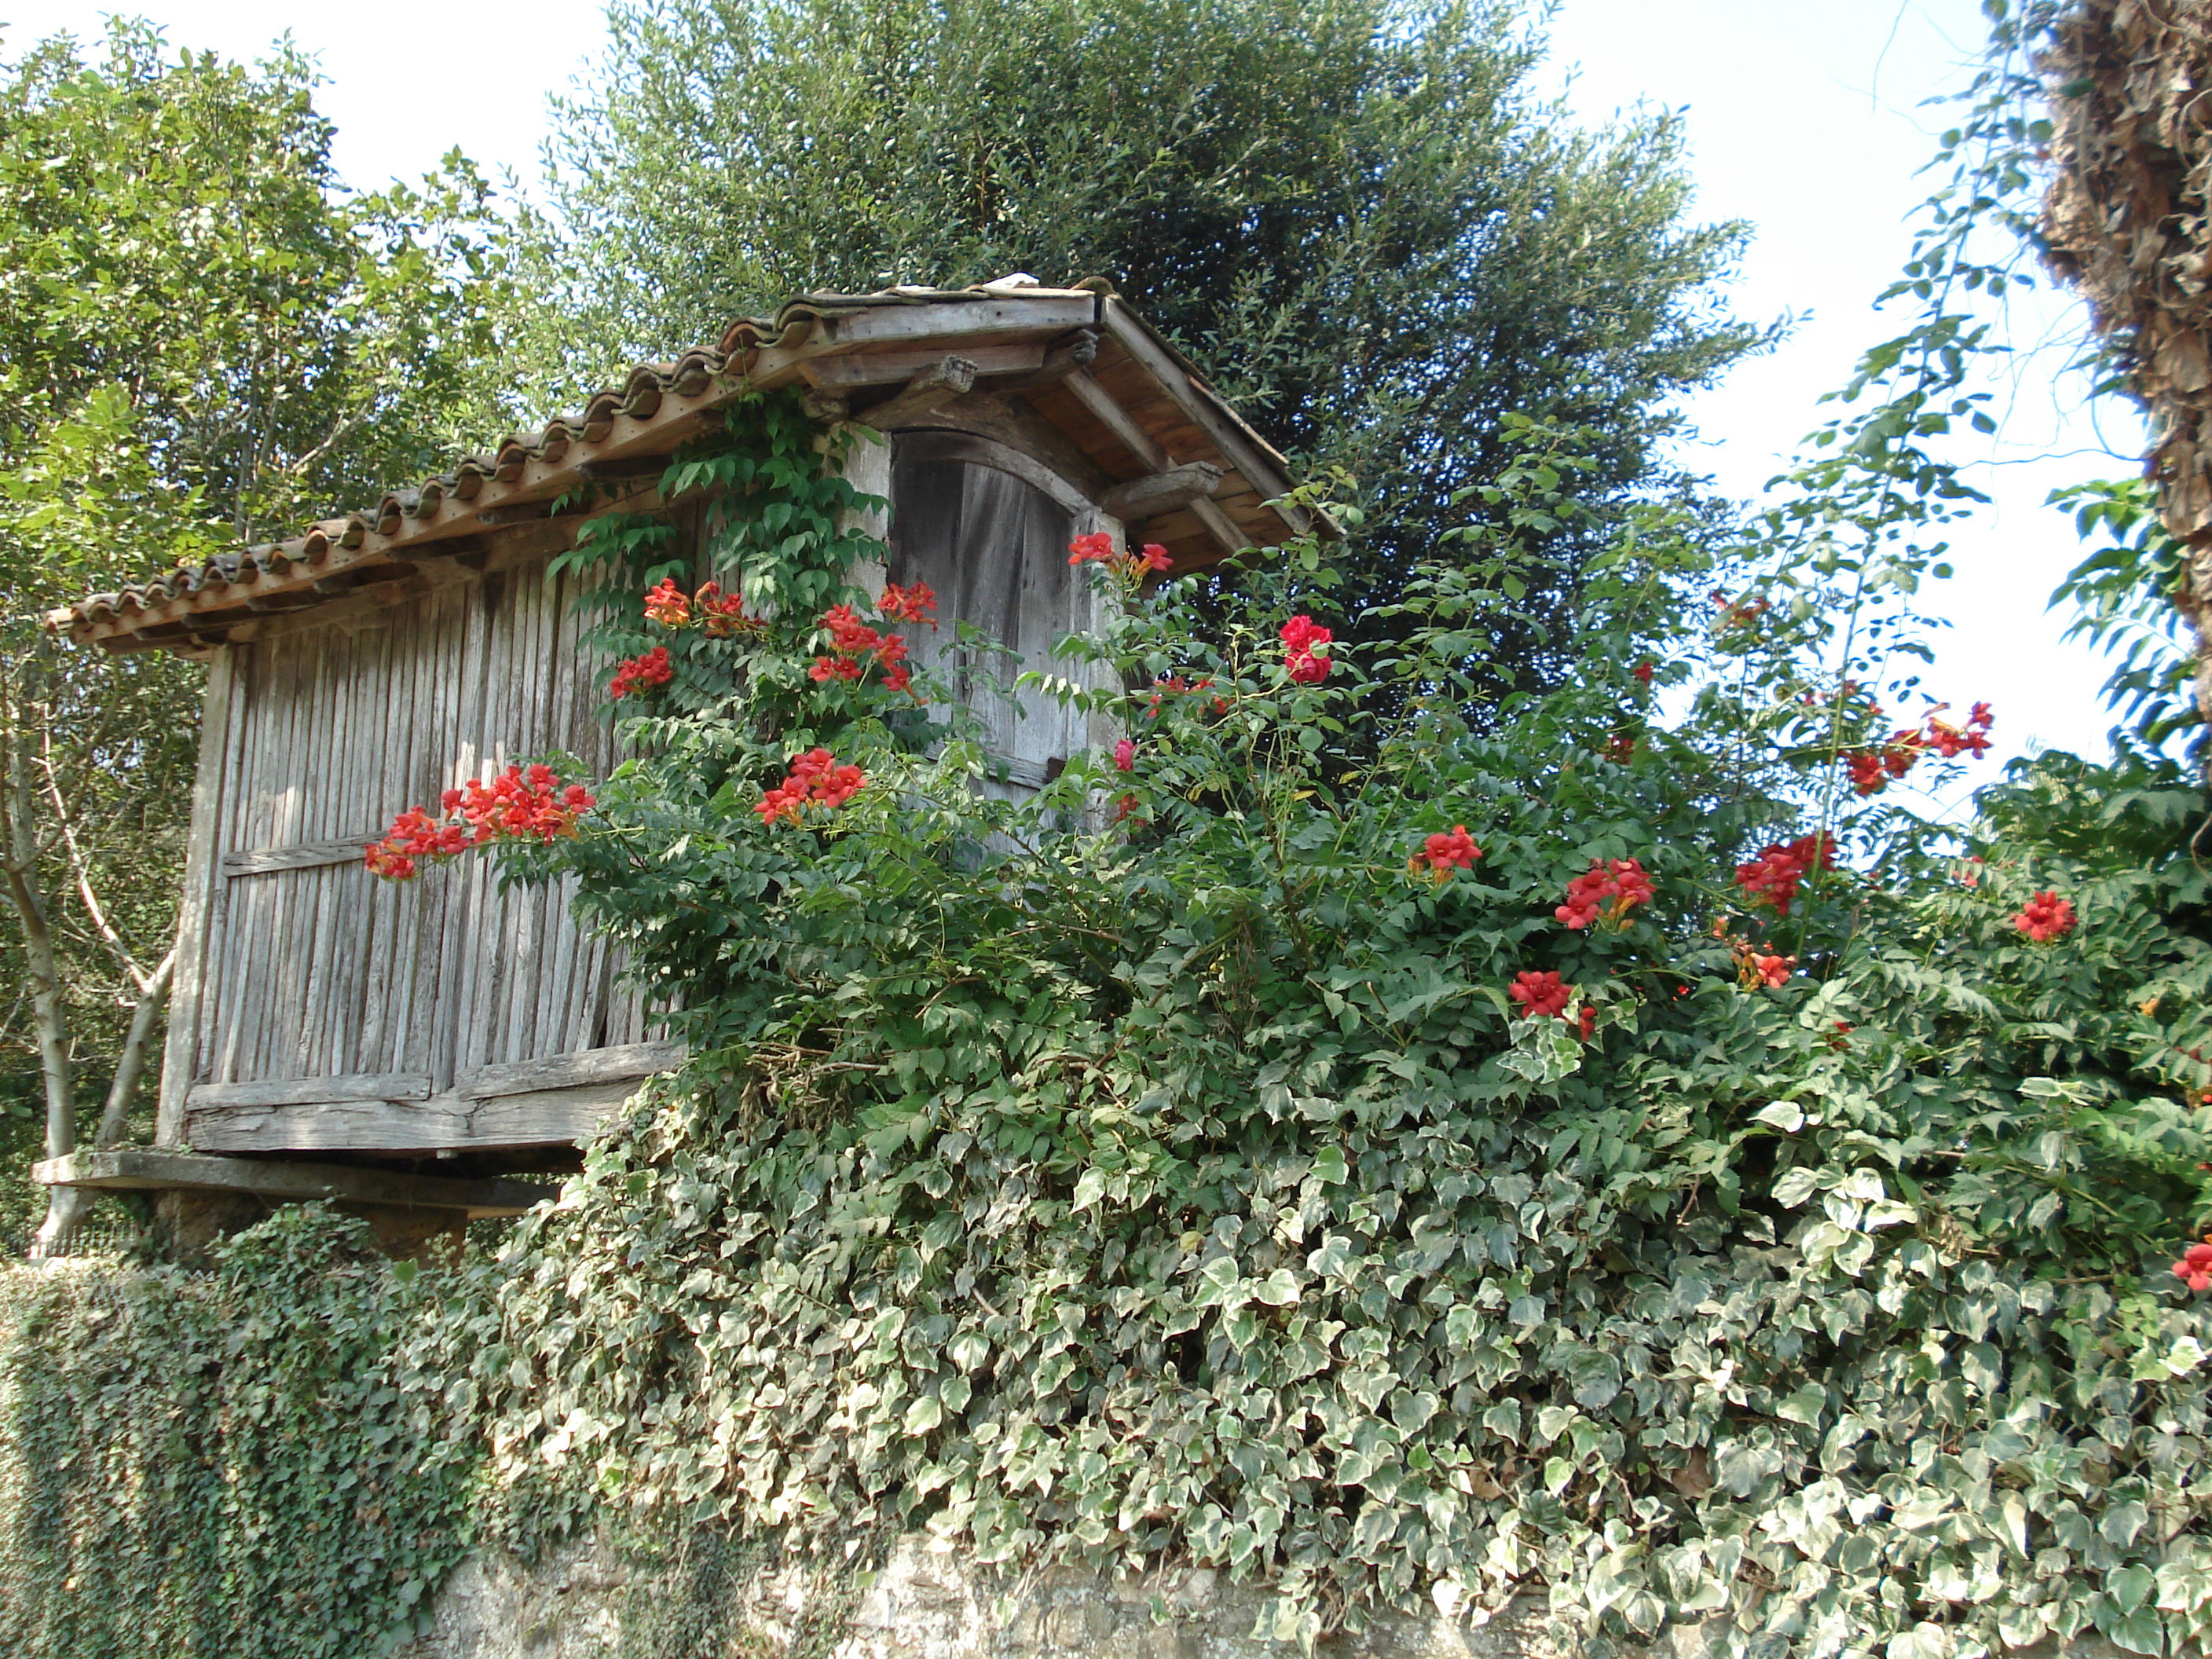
400,1534,1594,1659
403,1534,2126,1659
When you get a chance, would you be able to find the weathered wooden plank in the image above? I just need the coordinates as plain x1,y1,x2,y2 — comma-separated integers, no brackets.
490,570,534,1064
187,1095,468,1153
356,599,411,1073
34,1148,548,1217
291,870,330,1076
822,295,1097,349
189,1071,432,1109
210,833,258,1085
523,563,566,1056
222,837,376,876
286,654,332,1075
393,581,455,1079
200,646,253,1088
262,684,309,1075
548,558,595,1056
460,571,504,1086
185,1075,637,1155
463,1078,640,1148
240,641,298,1075
803,342,1044,388
456,1041,686,1100
328,623,386,1071
266,632,309,847
498,571,540,1064
157,647,236,1146
349,628,397,1070
433,574,493,1089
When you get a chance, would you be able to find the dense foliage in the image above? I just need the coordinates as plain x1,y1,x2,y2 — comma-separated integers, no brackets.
6,369,2212,1653
529,0,1762,672
400,387,2209,1654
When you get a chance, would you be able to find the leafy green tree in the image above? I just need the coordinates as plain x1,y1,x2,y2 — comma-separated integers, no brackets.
0,20,511,1245
530,0,1763,672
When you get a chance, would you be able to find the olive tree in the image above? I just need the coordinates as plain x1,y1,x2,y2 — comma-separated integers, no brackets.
529,0,1765,672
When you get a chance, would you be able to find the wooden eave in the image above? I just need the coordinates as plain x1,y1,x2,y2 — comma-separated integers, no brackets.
53,284,1321,655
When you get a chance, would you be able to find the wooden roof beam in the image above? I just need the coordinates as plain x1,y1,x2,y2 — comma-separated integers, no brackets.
1099,461,1225,526
995,330,1101,394
1099,300,1308,539
854,357,979,430
1061,368,1248,561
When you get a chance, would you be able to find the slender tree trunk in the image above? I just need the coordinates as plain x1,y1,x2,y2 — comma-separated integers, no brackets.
32,948,174,1257
0,713,74,1174
1,672,84,1258
92,946,174,1151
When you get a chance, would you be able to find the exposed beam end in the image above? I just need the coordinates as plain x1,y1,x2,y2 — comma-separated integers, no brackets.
1099,461,1225,526
856,357,980,429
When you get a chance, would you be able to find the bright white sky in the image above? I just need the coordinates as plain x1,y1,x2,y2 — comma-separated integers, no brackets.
4,0,2146,794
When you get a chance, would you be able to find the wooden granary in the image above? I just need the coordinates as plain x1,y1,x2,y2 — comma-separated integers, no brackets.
39,279,1309,1218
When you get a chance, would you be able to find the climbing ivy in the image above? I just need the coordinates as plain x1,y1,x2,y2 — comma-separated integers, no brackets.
437,406,2212,1653
0,1211,481,1659
8,368,2212,1658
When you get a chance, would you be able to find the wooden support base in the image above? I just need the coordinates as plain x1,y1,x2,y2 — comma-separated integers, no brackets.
178,1041,681,1155
35,1148,550,1218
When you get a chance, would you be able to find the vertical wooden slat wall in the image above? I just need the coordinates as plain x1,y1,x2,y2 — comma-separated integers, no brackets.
196,552,635,1092
189,433,1107,1101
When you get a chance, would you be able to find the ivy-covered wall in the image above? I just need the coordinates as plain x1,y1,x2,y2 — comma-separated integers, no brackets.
0,1214,479,1658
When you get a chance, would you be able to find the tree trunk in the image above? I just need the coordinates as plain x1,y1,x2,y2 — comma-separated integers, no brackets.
31,950,174,1257
1,724,75,1172
2,701,82,1258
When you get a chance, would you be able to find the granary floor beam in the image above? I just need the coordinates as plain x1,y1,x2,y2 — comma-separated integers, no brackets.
33,1148,549,1218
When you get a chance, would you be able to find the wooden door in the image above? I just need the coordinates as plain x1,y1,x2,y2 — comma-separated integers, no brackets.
885,430,1101,791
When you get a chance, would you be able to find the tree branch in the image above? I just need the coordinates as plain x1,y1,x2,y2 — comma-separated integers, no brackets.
38,738,151,992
